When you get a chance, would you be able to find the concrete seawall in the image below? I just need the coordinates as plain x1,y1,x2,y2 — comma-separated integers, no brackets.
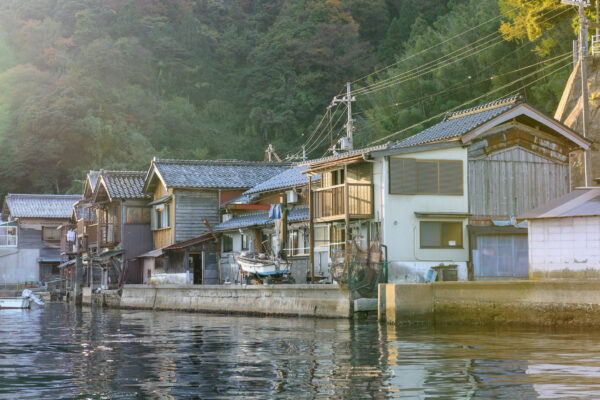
117,284,351,318
379,281,600,327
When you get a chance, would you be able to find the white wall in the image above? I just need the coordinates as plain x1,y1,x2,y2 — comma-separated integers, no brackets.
375,146,469,283
529,216,600,279
0,248,40,285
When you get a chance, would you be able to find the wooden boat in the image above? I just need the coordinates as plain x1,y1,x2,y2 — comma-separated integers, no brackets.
0,297,31,309
235,253,290,277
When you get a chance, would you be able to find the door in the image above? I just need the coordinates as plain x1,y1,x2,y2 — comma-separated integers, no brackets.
190,253,202,284
202,252,219,284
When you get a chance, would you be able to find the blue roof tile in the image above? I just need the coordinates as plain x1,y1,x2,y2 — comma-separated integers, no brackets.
2,194,81,219
392,95,522,149
215,206,309,231
244,166,320,195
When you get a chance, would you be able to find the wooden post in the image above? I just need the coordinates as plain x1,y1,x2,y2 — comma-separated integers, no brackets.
308,174,315,284
184,248,190,284
344,164,350,269
280,193,288,258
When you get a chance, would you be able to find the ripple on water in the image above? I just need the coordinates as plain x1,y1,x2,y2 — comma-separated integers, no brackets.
1,304,600,399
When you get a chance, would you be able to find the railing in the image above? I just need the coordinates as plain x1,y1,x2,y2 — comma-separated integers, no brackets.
100,222,120,246
312,183,373,221
87,224,98,246
77,219,85,238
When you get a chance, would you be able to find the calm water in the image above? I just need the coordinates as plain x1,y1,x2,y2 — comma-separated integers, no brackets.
1,304,600,399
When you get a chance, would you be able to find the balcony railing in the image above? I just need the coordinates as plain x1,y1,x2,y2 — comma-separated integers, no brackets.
87,223,98,246
312,183,373,222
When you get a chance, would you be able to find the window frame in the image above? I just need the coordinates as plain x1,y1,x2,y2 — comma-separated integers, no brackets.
222,233,234,253
151,203,171,231
0,225,18,247
389,158,463,196
42,226,61,243
419,221,464,249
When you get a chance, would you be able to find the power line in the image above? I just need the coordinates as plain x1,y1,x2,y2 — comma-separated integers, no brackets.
367,55,572,145
350,0,537,85
353,52,571,117
352,6,572,97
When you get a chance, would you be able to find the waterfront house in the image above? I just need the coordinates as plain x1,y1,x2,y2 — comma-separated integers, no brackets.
87,170,153,289
0,193,81,287
141,158,290,283
370,95,589,281
215,165,319,283
520,187,600,280
305,95,590,283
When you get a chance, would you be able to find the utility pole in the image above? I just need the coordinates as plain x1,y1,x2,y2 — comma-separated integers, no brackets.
331,82,356,150
563,0,592,186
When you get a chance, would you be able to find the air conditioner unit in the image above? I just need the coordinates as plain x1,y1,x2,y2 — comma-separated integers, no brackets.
286,190,298,204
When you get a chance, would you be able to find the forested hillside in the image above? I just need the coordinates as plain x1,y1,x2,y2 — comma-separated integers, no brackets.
0,0,583,194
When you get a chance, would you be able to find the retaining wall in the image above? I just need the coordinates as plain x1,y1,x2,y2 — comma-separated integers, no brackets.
120,284,351,318
379,281,600,327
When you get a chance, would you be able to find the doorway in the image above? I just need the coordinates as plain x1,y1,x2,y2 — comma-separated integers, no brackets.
189,253,202,284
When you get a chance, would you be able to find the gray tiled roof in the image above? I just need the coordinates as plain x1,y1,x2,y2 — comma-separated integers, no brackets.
220,193,258,209
302,144,390,167
244,166,320,195
215,206,309,231
152,159,291,189
3,194,81,219
100,170,149,199
520,188,600,219
392,95,522,149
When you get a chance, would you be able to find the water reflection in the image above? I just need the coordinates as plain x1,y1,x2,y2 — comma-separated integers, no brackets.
2,304,600,398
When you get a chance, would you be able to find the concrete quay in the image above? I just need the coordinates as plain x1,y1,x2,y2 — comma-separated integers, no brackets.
379,281,600,327
84,284,352,318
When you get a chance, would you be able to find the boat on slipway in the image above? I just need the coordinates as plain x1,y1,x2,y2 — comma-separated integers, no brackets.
236,253,290,276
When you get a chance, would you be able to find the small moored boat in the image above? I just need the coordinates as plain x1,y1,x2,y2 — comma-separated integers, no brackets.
0,289,44,309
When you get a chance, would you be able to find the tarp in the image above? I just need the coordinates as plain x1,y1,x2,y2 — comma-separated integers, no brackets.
92,248,123,262
57,259,76,269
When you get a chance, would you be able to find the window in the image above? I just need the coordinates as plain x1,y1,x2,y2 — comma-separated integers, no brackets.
151,203,171,231
222,234,233,253
126,207,151,224
389,158,462,195
314,225,330,250
420,221,463,248
0,224,17,247
241,233,249,251
42,226,61,242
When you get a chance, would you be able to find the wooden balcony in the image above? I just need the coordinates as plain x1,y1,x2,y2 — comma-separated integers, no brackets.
312,183,373,222
87,223,98,246
86,223,120,248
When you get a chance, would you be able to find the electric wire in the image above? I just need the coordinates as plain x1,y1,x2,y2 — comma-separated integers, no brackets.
352,6,572,97
350,0,538,85
367,55,572,145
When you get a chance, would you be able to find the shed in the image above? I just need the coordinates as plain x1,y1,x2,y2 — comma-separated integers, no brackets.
520,188,600,280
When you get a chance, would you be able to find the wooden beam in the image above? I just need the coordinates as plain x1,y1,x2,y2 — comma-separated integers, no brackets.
344,164,350,272
308,175,315,284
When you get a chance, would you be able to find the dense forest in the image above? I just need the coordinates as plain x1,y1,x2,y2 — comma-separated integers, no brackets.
0,0,588,194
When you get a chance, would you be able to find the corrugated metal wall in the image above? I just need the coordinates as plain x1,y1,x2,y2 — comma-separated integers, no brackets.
122,224,153,260
468,147,569,217
174,190,219,243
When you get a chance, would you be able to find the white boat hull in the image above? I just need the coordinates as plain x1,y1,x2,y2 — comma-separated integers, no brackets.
0,297,31,309
236,258,290,276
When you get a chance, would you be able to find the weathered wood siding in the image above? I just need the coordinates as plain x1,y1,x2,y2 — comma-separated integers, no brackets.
152,184,174,248
468,147,569,217
174,189,219,243
122,224,153,260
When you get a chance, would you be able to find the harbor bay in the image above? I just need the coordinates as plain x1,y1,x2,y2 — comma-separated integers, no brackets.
2,303,600,399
